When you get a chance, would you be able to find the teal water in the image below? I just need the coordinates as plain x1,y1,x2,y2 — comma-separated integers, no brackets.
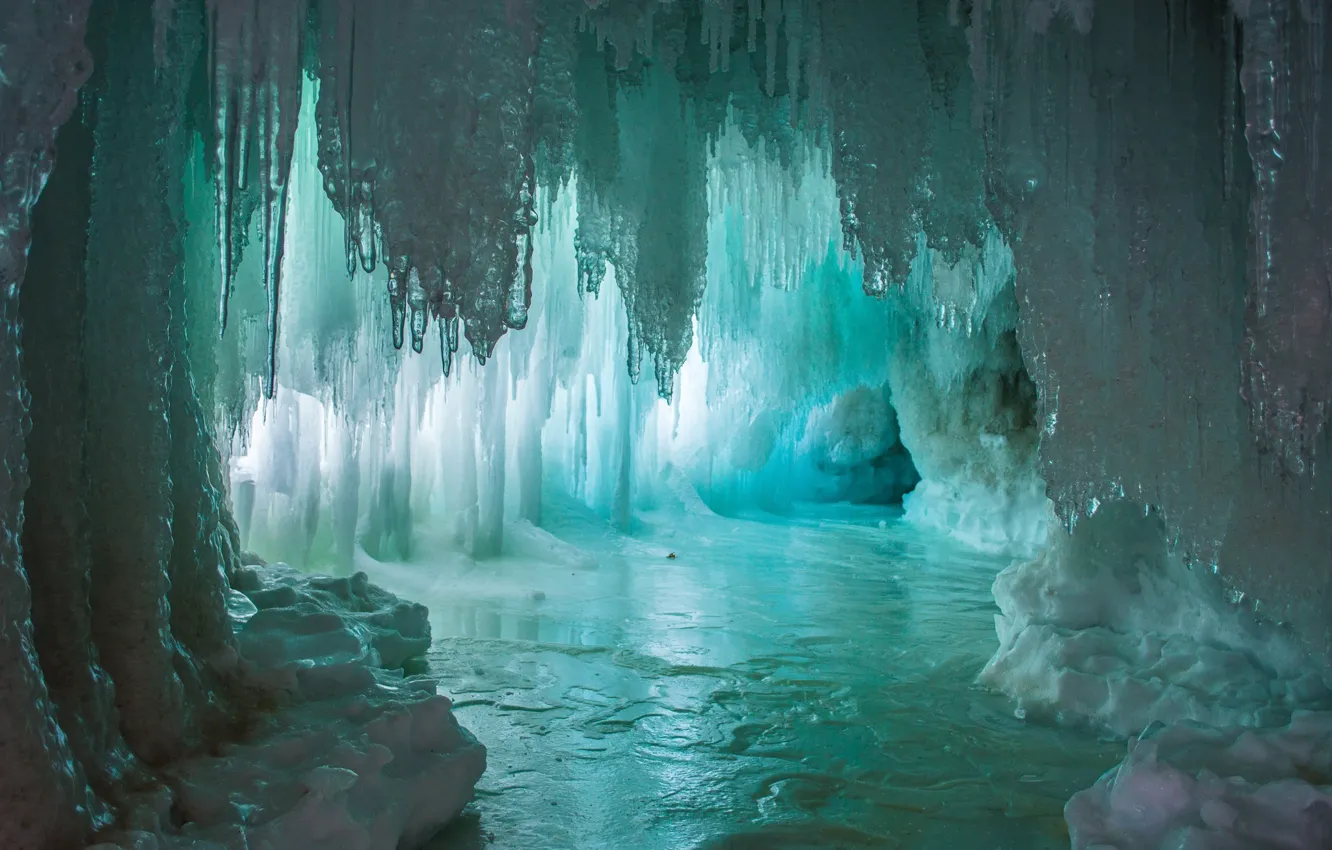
361,499,1122,850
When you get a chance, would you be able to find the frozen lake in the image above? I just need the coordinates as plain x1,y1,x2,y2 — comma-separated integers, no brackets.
356,496,1124,849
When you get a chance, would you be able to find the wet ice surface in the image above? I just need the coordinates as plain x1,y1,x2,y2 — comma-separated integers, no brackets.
357,499,1123,849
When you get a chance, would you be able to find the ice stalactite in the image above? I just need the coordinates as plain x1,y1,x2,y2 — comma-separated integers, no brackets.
206,0,308,398
571,32,620,299
0,0,103,842
312,0,544,362
617,69,709,399
821,0,932,295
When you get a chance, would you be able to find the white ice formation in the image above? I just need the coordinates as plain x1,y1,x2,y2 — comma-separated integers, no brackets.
1065,712,1332,850
983,501,1331,739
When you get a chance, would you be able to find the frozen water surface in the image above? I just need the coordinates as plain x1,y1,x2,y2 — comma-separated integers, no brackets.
354,498,1122,850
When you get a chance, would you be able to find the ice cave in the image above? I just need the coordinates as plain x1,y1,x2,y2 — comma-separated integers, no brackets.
3,1,1332,848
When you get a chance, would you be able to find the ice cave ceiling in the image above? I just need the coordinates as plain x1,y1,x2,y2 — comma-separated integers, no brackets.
2,0,1332,846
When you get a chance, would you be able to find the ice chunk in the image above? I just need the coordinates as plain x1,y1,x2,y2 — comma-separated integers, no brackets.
96,565,484,850
1066,712,1332,850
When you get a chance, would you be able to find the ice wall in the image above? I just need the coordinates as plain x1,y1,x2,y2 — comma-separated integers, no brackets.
976,0,1332,663
232,76,1050,565
887,230,1050,557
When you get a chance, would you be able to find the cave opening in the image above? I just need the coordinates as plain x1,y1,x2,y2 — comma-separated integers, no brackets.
4,1,1332,849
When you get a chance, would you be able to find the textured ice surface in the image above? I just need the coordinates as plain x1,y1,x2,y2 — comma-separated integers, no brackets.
91,564,484,850
231,94,1040,566
1066,713,1332,850
179,0,1332,669
983,502,1331,738
356,496,1124,849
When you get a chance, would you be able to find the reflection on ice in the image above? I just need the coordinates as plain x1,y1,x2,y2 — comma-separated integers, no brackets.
356,498,1121,849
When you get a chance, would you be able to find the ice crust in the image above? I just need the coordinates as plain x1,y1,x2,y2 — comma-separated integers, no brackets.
984,500,1332,846
91,564,484,850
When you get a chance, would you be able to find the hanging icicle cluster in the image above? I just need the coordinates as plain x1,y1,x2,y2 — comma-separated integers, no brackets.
206,0,308,396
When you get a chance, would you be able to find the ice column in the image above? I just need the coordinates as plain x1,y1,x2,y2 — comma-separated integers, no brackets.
22,88,134,799
0,0,103,845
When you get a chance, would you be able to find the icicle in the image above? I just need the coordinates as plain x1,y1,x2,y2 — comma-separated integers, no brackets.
437,307,458,378
626,326,642,384
388,263,408,351
763,0,782,96
356,181,377,273
207,0,242,336
507,173,538,330
408,268,428,353
235,9,254,194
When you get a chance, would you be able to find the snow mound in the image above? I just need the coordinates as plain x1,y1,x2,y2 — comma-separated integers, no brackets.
1066,712,1332,849
91,565,485,850
981,502,1331,738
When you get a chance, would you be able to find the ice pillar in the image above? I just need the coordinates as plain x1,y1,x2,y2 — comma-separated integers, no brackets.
0,0,102,844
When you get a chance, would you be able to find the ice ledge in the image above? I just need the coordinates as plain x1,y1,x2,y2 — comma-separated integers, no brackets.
90,564,486,850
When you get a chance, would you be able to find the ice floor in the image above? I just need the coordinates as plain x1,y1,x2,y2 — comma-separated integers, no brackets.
351,496,1124,849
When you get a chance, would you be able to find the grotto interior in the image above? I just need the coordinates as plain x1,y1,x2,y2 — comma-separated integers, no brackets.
3,0,1332,848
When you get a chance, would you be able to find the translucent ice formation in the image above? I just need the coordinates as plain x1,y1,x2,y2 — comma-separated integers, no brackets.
886,230,1049,557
